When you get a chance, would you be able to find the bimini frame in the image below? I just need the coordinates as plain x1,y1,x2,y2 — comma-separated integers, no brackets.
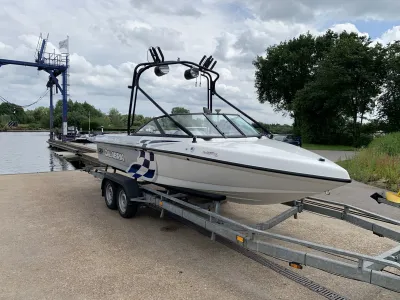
126,46,272,138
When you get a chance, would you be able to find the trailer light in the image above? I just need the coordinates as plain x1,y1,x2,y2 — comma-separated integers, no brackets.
236,235,244,243
289,262,303,269
386,191,400,203
154,65,169,77
159,201,163,206
184,68,199,80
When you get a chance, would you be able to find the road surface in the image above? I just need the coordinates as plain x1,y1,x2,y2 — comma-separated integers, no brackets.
311,150,356,162
309,149,399,220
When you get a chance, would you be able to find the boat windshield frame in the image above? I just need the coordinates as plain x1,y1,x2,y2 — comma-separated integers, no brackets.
126,46,272,140
132,113,262,139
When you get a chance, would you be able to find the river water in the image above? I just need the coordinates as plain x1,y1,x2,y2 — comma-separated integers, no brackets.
0,132,76,175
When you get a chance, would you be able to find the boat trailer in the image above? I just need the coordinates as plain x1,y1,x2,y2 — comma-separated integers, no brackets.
87,167,400,294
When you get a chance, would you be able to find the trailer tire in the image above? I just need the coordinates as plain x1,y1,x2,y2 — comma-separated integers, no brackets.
117,186,138,219
103,180,117,210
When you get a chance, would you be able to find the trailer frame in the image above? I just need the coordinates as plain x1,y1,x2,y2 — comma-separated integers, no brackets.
87,167,400,294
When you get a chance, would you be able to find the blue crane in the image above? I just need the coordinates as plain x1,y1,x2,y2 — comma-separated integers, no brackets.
0,33,69,141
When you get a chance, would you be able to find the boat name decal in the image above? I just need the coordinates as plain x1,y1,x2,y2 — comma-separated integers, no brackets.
103,149,125,161
202,151,218,157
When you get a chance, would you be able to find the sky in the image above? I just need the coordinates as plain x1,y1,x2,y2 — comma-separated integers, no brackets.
0,0,399,125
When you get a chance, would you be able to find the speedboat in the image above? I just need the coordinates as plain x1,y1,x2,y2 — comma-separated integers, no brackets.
91,47,351,205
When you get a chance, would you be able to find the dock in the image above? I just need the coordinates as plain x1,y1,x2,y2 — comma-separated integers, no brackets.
0,169,399,299
47,139,104,168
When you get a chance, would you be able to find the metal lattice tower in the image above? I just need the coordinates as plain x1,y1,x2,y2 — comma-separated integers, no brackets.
0,33,69,141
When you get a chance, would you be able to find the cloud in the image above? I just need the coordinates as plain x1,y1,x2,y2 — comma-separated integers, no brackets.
129,0,203,17
379,26,400,44
329,23,369,37
108,19,184,51
213,19,314,66
0,0,399,126
0,42,13,57
245,0,400,23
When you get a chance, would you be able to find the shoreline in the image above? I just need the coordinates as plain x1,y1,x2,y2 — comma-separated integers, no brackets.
0,129,50,132
0,129,126,134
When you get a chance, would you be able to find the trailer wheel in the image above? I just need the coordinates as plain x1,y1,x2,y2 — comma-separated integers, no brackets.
103,180,117,210
117,186,138,218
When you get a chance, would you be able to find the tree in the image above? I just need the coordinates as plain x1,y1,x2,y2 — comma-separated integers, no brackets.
32,107,49,123
293,32,386,145
131,114,152,130
171,107,190,114
377,41,400,132
254,29,388,146
0,97,154,131
256,122,294,134
24,110,36,124
81,101,103,118
108,108,123,127
326,32,386,143
0,103,11,115
253,30,338,128
0,103,26,124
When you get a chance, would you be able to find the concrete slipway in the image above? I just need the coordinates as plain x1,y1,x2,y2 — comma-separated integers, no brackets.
0,170,399,300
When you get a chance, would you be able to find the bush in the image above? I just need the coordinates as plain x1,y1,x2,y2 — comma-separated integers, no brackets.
0,123,8,131
81,120,101,131
338,132,400,191
368,132,400,156
354,133,374,148
16,123,41,130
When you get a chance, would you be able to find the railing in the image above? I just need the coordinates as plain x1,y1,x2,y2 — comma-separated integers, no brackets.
41,52,68,66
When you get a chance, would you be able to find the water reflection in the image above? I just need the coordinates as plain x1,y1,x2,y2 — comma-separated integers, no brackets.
49,151,55,172
0,132,75,175
49,151,73,172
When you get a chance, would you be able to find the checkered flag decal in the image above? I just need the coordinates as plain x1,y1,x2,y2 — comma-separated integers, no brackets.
126,150,156,180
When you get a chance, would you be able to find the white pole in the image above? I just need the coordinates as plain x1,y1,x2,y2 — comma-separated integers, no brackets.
67,35,70,99
89,111,90,133
61,35,70,140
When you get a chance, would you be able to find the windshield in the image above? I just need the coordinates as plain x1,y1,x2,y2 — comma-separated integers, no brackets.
273,135,286,141
206,114,241,137
171,114,222,136
225,115,260,136
135,113,261,138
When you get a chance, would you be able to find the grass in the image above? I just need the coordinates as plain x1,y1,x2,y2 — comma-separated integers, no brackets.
337,132,400,192
302,144,356,151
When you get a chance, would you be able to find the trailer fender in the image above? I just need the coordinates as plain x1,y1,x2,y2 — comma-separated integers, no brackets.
101,173,142,202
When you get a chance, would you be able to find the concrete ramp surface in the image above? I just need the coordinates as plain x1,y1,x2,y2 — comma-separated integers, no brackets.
0,171,398,300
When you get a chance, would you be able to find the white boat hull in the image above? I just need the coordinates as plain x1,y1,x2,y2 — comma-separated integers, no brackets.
151,154,345,204
92,135,351,205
